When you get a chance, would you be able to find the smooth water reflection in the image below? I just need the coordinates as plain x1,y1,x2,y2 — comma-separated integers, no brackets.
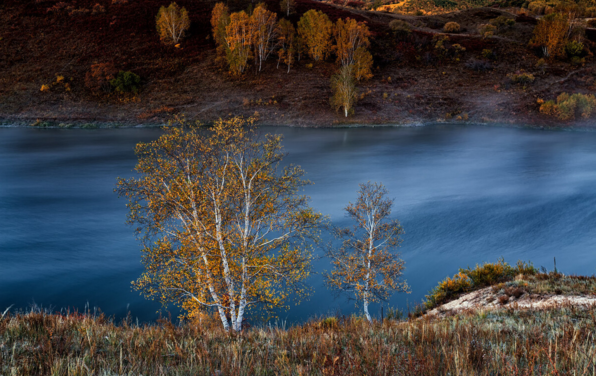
1,125,596,323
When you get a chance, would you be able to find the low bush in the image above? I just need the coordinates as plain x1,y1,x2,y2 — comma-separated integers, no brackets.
541,92,596,121
507,71,535,85
443,22,460,33
478,23,497,38
425,259,536,309
481,48,495,60
110,71,141,94
424,272,472,309
85,62,117,93
389,19,412,40
565,40,584,57
489,15,515,30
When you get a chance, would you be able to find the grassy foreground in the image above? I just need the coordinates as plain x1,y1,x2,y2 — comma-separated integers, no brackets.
1,303,596,375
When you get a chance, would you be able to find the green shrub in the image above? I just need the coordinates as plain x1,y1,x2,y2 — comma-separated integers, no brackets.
425,259,537,309
481,48,495,60
478,23,497,38
489,15,515,30
443,22,460,33
389,19,412,39
507,71,535,85
424,272,472,309
110,71,141,94
319,317,338,330
565,40,584,57
541,93,596,120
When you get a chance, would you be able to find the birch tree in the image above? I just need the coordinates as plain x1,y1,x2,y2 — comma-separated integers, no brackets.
277,18,296,73
334,18,371,67
251,4,277,72
226,11,253,75
330,64,358,118
324,182,409,323
280,0,295,17
117,117,321,331
211,3,231,65
156,2,190,45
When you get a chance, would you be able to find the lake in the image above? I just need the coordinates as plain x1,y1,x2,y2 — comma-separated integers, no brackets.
1,124,596,323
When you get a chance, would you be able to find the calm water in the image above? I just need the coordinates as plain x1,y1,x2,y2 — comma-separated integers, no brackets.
1,125,596,323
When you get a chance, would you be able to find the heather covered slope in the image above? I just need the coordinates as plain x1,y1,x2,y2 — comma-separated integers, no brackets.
1,0,595,126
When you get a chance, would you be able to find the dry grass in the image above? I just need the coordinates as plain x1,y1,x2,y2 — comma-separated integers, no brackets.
1,303,596,375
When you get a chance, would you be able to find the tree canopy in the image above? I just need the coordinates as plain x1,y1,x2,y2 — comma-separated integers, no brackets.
117,117,322,331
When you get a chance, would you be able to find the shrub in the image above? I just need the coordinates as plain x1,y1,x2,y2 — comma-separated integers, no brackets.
92,4,105,14
465,58,492,72
543,92,596,121
507,71,535,85
478,23,497,38
481,48,495,60
389,19,412,39
489,15,515,30
443,22,460,33
319,317,338,330
565,40,584,57
110,71,141,94
156,2,190,45
85,62,117,93
424,272,472,309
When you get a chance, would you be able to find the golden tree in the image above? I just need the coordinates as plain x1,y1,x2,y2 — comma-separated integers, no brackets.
211,3,231,65
330,64,358,117
297,9,333,62
530,13,569,58
334,18,371,67
117,117,322,331
251,4,277,72
325,182,409,323
156,2,190,45
276,18,296,73
226,11,253,75
280,0,295,17
352,47,373,81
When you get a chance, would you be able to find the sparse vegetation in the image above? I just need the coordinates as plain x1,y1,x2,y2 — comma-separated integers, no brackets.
443,21,460,33
540,92,596,120
424,259,537,309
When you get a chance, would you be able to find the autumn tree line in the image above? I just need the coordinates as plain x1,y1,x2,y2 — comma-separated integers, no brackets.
154,2,373,117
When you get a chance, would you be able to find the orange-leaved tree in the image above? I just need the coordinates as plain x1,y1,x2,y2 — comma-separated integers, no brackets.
334,18,373,81
334,18,370,67
277,18,296,73
226,11,253,75
324,182,409,323
529,12,569,58
156,2,190,45
211,3,231,65
117,117,322,331
297,9,333,62
251,4,277,72
330,64,358,117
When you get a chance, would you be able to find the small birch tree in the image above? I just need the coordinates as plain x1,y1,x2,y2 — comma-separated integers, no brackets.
117,117,321,331
277,18,296,73
156,2,190,45
325,182,409,323
330,64,358,117
251,4,277,72
211,3,231,65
